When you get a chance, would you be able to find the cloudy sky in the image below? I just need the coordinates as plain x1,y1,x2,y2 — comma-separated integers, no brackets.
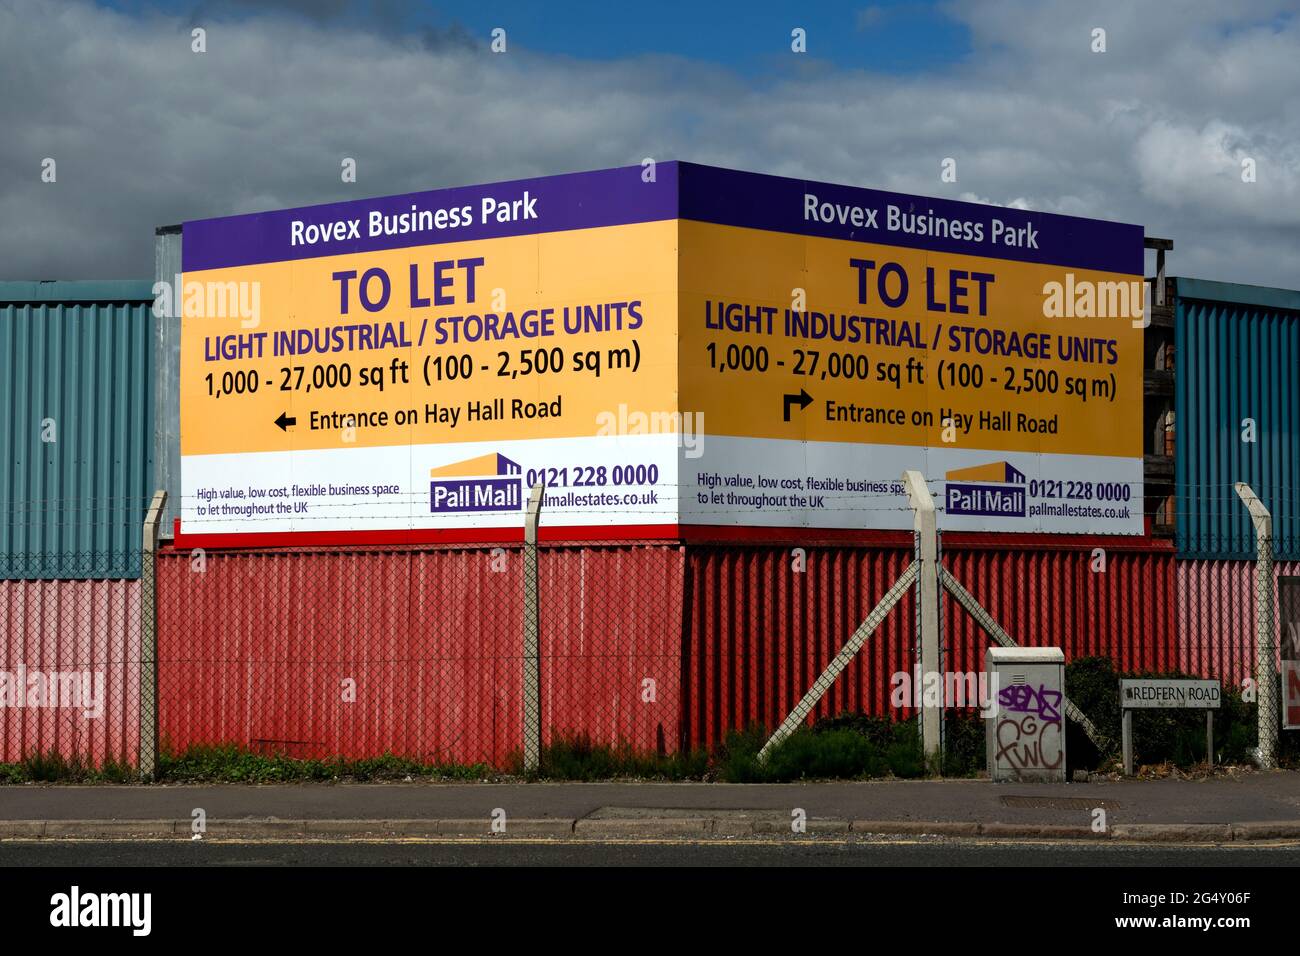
2,0,1298,285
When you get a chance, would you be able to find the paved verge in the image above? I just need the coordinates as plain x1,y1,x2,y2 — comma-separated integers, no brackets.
3,775,1299,843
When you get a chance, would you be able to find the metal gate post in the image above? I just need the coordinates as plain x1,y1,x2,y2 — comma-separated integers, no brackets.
1121,710,1134,776
1234,482,1277,769
904,470,941,762
140,490,168,780
522,483,544,773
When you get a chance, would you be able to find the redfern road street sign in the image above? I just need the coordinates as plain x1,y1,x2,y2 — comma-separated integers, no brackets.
1120,679,1221,710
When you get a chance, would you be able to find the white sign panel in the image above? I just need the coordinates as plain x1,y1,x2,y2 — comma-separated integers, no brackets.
1121,679,1221,710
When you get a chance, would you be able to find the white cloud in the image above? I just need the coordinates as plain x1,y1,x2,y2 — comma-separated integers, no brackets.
1,0,1298,285
1135,120,1299,224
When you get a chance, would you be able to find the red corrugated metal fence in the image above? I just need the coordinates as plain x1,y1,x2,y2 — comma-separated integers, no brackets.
540,545,684,754
680,543,1178,752
6,539,1270,768
1176,559,1300,684
681,545,915,751
0,578,139,765
943,547,1178,676
156,544,684,766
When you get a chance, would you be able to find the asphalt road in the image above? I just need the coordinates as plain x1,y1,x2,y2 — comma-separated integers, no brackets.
5,838,1299,866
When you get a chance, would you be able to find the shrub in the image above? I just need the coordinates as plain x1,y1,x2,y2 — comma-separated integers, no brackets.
810,712,895,749
884,720,926,778
715,725,771,783
718,715,928,782
1063,656,1273,769
941,710,987,777
536,734,708,781
764,728,886,782
1064,656,1122,745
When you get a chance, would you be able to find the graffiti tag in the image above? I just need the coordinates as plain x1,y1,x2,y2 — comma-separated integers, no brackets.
995,713,1064,770
998,683,1061,721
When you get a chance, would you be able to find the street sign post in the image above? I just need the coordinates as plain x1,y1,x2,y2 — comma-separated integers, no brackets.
1119,678,1221,775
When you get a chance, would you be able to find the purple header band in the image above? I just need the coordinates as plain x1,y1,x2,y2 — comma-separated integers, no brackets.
677,163,1143,275
182,164,679,273
183,161,1143,276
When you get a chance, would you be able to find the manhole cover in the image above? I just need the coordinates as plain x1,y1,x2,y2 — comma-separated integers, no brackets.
1000,795,1120,810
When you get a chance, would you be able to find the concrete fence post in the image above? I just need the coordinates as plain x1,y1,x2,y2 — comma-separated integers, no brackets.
903,470,941,762
139,490,168,780
522,483,544,773
1234,482,1277,769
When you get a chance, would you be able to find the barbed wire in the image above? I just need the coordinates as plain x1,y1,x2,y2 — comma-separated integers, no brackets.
5,478,1300,509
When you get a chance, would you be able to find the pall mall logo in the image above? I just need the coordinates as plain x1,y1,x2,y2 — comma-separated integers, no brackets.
429,453,522,514
945,461,1026,518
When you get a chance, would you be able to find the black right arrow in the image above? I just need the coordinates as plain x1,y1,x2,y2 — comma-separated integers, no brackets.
274,412,297,431
783,389,812,422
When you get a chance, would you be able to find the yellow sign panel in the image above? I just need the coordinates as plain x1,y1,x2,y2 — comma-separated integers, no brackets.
679,220,1142,458
181,220,678,457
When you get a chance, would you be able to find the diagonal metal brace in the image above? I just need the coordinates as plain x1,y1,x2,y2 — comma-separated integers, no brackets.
758,561,919,763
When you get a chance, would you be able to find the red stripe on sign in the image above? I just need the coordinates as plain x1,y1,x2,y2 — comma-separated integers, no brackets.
169,517,1171,552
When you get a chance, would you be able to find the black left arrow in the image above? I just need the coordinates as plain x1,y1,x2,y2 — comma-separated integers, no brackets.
274,412,297,431
782,389,812,422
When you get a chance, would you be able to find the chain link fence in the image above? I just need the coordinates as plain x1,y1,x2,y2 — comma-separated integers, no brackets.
0,533,1295,774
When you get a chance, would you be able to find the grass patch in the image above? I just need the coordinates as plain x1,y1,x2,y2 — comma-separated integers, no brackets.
0,720,946,784
0,745,497,784
5,704,1291,785
0,751,136,784
157,744,494,783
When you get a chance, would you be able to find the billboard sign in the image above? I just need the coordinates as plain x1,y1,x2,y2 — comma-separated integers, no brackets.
179,162,1144,543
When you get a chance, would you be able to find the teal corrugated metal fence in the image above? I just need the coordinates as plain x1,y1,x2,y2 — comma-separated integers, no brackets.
1175,277,1300,559
0,281,154,579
